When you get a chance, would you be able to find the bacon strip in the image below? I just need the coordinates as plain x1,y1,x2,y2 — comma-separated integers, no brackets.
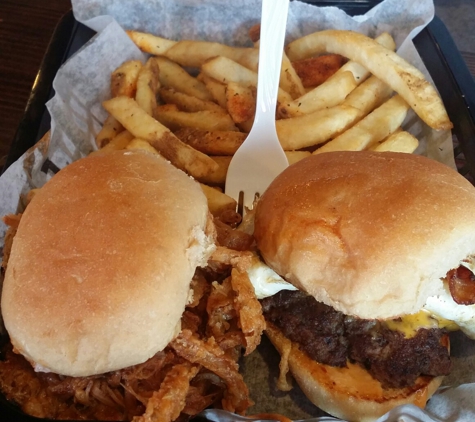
448,266,475,305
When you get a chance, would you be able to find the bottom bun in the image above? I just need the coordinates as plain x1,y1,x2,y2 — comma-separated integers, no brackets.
265,322,444,422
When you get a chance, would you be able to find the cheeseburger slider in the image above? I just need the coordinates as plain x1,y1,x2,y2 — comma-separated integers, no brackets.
253,151,475,422
0,149,256,420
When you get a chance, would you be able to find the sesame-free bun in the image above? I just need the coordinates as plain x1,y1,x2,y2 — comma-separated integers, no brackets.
254,151,475,320
2,150,215,377
265,322,444,422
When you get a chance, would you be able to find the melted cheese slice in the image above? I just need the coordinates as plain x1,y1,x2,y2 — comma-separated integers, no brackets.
384,309,459,338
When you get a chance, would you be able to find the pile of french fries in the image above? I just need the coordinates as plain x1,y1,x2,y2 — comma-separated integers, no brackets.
94,25,452,217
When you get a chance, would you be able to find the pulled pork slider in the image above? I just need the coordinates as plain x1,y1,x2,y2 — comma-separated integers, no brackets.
0,149,233,419
253,151,475,422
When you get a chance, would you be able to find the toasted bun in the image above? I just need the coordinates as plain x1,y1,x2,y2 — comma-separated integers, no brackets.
2,150,215,377
266,322,444,422
254,151,475,320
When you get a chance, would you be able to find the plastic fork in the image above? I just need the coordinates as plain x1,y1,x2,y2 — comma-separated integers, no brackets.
225,0,289,215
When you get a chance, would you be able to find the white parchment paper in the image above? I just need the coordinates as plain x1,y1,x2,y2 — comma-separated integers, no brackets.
0,0,471,421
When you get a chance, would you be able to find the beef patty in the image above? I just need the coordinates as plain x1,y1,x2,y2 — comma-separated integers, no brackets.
261,290,452,389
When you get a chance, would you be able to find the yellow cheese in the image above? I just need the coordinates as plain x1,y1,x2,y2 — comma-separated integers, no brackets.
384,309,459,338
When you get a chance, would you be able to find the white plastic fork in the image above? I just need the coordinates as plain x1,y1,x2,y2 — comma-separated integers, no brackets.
225,0,289,215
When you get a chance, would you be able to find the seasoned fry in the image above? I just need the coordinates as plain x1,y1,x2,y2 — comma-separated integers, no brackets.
196,156,230,186
276,104,362,150
170,329,253,414
314,95,410,154
174,128,245,156
334,32,396,83
155,110,238,132
225,82,256,124
111,60,143,98
249,26,305,99
202,56,292,104
159,88,225,113
248,23,261,43
126,138,161,156
197,73,228,109
200,183,237,216
280,52,306,99
370,130,419,153
165,41,259,71
154,56,212,101
135,57,160,116
285,151,311,165
91,130,134,155
230,269,266,356
133,362,200,422
292,54,346,88
286,30,452,130
343,75,393,115
156,104,180,113
102,96,218,178
126,30,177,55
95,115,124,148
277,70,357,118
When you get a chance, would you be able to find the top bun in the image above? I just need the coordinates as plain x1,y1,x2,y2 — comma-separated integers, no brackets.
254,151,475,320
2,150,215,377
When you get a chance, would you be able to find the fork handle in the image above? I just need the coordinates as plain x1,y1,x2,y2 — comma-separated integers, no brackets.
254,0,290,129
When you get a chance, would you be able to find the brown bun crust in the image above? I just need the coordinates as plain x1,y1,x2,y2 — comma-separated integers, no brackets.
254,151,475,319
265,322,444,422
2,150,214,377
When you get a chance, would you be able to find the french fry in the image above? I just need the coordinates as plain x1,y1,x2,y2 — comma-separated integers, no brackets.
286,30,452,130
201,56,293,104
343,75,393,115
174,128,246,156
135,58,160,116
250,27,305,99
156,104,180,113
165,41,259,71
155,109,238,132
225,82,256,124
90,130,134,155
154,56,212,101
334,32,396,83
276,104,362,150
197,73,228,109
248,24,261,43
280,52,306,99
96,59,145,148
197,156,231,186
200,183,237,216
126,30,177,55
313,95,410,154
102,96,219,179
285,150,312,165
111,60,143,98
277,70,357,118
126,138,162,155
292,54,346,88
95,115,124,148
159,88,225,113
370,130,419,153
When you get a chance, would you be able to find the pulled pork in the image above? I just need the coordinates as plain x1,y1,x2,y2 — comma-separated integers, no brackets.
0,211,265,421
